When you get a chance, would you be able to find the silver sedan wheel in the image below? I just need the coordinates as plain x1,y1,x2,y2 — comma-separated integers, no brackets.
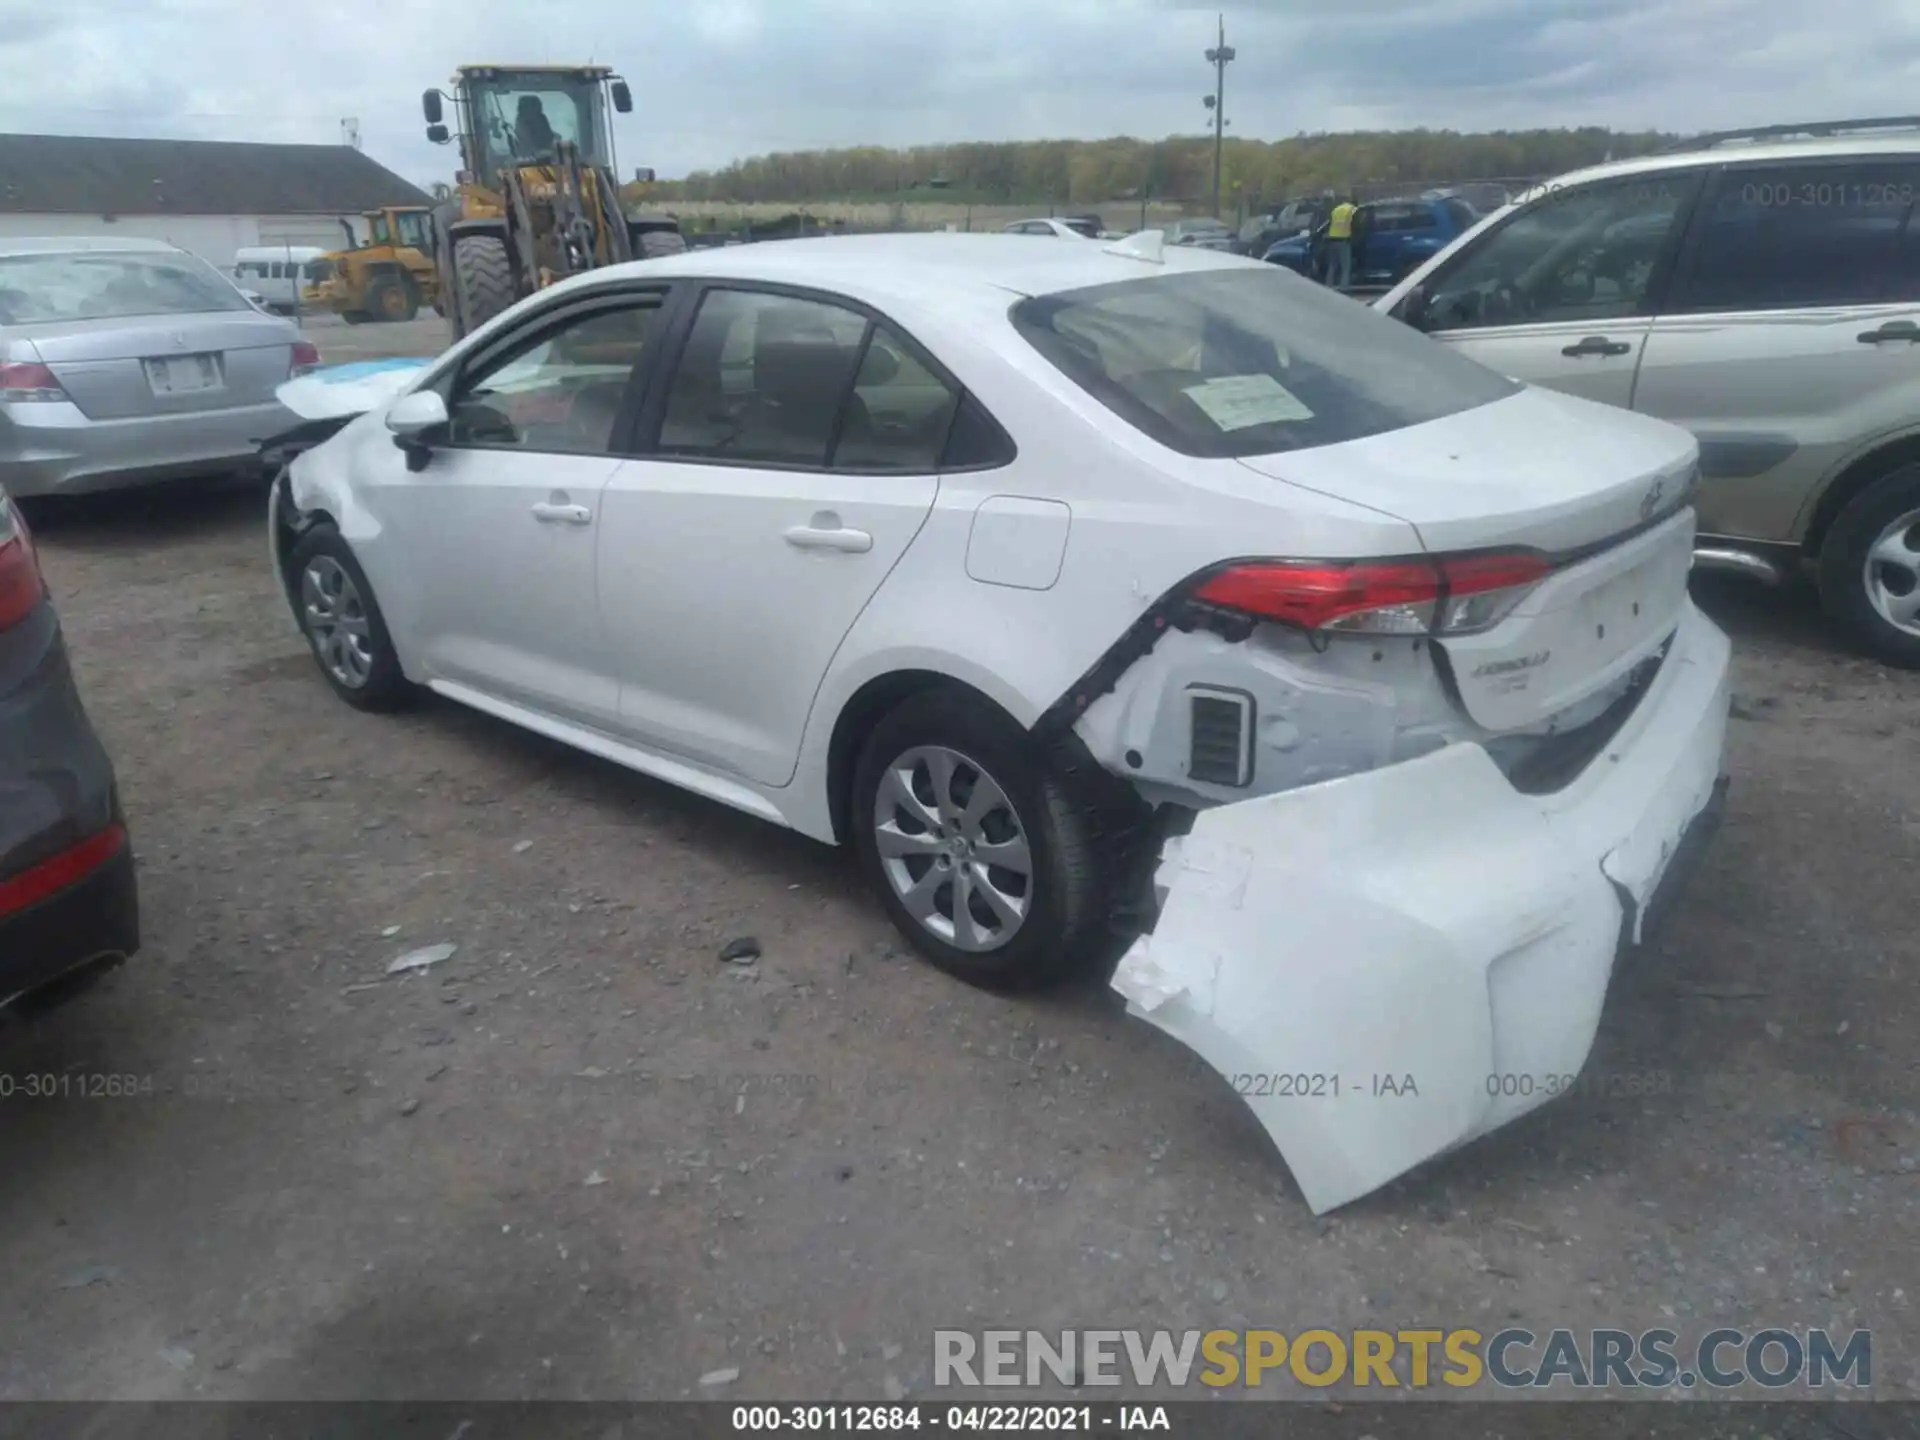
1864,507,1920,639
872,745,1033,953
301,555,374,689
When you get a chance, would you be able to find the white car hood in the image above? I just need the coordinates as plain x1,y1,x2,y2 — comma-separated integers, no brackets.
276,358,434,421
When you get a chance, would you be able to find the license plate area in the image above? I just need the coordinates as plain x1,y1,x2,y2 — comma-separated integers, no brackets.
144,354,223,395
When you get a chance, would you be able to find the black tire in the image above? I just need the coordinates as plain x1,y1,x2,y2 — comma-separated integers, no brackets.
365,274,419,323
340,310,370,325
452,234,516,332
1818,461,1920,669
850,687,1118,991
636,228,688,259
286,525,415,711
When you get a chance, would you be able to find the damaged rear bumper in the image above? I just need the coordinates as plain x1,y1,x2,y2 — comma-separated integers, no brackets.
1112,598,1732,1214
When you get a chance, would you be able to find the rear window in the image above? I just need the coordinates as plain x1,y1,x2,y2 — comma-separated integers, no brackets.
1011,267,1519,458
0,251,250,324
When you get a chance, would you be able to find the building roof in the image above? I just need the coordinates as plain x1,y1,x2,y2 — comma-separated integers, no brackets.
0,133,432,217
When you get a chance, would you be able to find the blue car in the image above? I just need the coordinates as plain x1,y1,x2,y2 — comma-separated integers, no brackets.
1263,196,1480,289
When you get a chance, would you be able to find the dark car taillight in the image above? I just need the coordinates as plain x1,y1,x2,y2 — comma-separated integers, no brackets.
0,495,45,632
1188,550,1554,637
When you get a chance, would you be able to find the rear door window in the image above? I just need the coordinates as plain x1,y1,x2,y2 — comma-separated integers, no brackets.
1012,267,1519,458
1666,161,1920,312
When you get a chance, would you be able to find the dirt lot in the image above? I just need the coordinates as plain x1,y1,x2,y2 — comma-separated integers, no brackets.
2,313,1917,1405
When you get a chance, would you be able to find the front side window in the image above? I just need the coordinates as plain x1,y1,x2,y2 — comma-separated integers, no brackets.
1416,173,1695,332
0,251,251,324
447,300,662,454
1013,267,1519,459
1666,161,1920,313
370,215,392,246
658,288,870,466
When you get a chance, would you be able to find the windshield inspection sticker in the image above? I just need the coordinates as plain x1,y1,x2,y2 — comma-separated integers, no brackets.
1183,374,1314,431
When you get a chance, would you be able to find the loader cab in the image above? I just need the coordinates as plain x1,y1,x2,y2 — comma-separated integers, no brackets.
427,66,630,177
367,208,432,252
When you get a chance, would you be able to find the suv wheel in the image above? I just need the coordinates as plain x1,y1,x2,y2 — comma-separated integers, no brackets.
1819,462,1920,669
850,689,1117,991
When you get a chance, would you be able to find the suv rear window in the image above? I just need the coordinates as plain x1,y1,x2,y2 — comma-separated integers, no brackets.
1011,268,1519,458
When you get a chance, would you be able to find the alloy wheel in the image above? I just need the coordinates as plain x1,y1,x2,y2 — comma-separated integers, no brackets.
871,745,1033,953
1864,507,1920,639
301,555,375,689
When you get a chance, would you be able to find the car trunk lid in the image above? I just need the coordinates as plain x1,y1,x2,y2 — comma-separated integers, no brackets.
1235,386,1700,733
18,315,295,420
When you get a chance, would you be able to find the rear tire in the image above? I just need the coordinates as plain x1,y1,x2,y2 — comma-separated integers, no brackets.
1818,461,1920,669
287,526,415,712
366,274,419,323
340,310,369,326
850,688,1118,992
452,234,516,333
636,228,688,259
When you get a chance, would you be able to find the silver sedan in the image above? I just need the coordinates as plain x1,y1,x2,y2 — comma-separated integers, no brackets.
0,237,319,497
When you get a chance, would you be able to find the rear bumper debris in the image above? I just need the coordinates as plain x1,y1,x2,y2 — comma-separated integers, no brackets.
1112,598,1732,1214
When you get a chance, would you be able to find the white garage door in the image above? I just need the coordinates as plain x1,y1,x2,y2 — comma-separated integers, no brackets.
258,220,352,250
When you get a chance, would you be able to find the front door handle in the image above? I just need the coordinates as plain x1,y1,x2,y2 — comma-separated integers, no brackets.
1858,320,1920,344
1561,335,1633,357
784,518,873,553
531,502,592,525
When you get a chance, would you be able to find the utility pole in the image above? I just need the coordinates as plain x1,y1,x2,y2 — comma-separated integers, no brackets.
1203,14,1235,217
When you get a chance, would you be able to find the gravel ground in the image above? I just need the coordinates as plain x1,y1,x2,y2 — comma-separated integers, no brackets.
1,317,1916,1405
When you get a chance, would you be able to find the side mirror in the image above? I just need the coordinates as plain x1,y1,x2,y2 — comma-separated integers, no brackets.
426,123,450,145
387,389,449,441
610,80,633,113
422,90,443,125
633,166,656,184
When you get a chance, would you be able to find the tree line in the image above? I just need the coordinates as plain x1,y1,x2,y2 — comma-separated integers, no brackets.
648,128,1677,208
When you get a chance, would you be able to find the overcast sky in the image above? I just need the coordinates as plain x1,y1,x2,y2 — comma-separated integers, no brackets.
5,0,1919,186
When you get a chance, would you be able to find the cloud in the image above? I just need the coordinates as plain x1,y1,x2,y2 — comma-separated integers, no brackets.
0,0,1915,186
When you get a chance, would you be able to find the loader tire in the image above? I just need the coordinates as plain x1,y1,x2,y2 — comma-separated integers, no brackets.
636,229,688,259
452,235,515,332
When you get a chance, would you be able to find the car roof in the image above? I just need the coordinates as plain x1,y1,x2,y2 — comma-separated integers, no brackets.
581,232,1255,314
0,235,188,258
1521,133,1920,198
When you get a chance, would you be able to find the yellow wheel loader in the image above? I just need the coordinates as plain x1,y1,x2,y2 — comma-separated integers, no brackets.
303,206,441,324
421,65,685,340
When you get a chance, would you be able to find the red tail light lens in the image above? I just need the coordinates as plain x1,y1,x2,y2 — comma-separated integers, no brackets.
1191,550,1552,637
0,496,45,632
0,822,126,918
0,361,67,402
291,340,321,376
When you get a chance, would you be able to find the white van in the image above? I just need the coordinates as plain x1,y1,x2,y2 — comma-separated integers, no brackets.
231,246,327,313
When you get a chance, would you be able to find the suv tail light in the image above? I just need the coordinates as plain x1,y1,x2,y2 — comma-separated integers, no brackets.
0,361,69,403
0,495,46,631
1190,550,1553,637
291,340,321,376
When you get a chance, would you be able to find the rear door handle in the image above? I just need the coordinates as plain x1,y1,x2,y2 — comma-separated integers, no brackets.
531,502,592,525
1858,320,1920,344
784,516,873,553
1561,335,1633,357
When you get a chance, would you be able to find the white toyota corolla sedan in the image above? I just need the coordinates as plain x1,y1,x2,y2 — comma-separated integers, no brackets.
270,231,1732,1212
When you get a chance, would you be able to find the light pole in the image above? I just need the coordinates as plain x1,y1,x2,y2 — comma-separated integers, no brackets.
1204,14,1235,218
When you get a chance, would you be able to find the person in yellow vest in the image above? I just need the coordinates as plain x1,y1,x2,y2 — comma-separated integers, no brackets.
1322,194,1358,290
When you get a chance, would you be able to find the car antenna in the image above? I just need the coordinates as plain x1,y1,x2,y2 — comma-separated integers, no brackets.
1103,230,1165,264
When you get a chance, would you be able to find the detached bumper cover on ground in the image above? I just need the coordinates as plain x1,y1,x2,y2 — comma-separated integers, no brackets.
1113,599,1733,1214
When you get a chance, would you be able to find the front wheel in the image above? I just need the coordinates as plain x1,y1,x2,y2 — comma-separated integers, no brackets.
850,689,1118,991
452,234,516,334
1819,461,1920,669
287,526,415,711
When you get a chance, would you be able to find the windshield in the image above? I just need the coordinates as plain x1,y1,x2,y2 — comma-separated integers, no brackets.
1011,267,1519,459
468,71,608,171
0,251,251,324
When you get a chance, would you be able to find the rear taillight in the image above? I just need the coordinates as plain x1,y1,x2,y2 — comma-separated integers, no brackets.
1190,550,1553,637
291,340,321,376
0,361,67,403
0,822,126,918
0,496,46,631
